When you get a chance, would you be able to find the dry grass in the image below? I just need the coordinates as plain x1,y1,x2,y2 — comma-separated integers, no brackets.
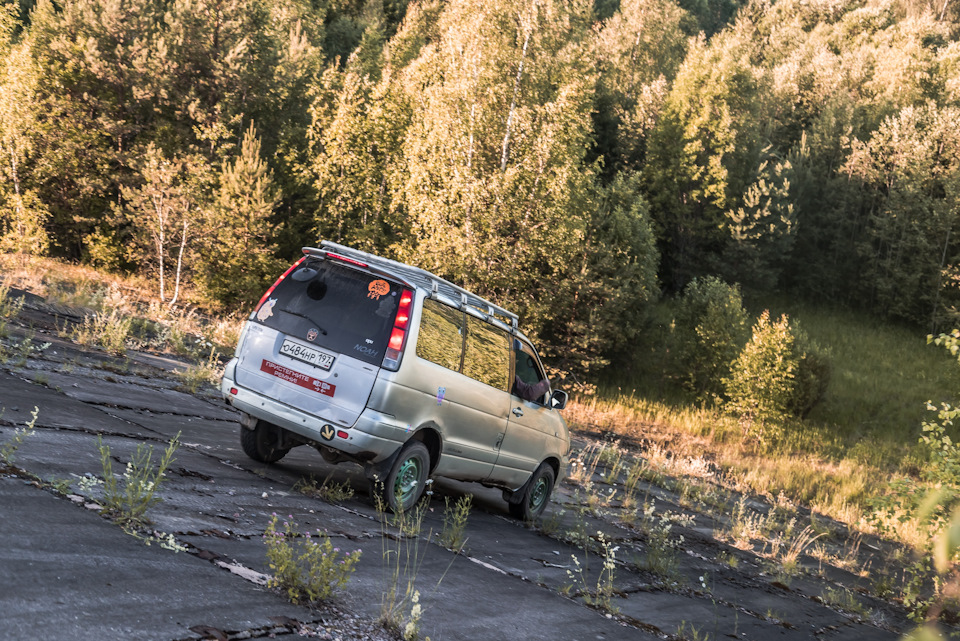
0,253,244,356
564,394,883,543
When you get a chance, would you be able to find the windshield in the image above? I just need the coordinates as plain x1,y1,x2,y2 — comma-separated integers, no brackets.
255,257,403,366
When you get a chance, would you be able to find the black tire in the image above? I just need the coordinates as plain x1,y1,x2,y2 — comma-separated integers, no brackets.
374,441,430,513
508,462,555,521
240,421,290,463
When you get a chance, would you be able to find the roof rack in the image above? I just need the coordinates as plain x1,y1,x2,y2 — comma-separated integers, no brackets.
306,241,520,331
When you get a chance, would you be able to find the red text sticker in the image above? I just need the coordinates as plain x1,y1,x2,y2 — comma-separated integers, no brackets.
261,360,336,397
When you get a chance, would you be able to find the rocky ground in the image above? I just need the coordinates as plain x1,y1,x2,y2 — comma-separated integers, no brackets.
0,288,936,640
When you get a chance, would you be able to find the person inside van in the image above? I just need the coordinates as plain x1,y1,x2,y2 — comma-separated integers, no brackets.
514,375,550,402
512,339,550,403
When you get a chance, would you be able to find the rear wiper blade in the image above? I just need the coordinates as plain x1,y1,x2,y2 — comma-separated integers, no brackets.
279,308,328,335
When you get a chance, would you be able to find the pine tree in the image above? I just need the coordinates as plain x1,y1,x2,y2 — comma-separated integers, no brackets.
198,122,283,308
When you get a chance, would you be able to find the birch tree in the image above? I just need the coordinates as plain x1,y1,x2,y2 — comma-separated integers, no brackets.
121,145,196,305
0,36,49,256
399,0,596,334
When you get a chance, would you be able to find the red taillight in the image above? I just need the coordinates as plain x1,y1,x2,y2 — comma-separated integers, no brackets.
395,290,413,329
336,430,349,439
382,289,414,371
388,327,405,351
326,252,368,268
255,257,306,314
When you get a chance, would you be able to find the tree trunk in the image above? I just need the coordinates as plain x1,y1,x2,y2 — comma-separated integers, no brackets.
500,3,537,172
170,217,189,307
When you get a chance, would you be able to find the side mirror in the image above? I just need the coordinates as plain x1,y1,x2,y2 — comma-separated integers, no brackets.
550,390,568,410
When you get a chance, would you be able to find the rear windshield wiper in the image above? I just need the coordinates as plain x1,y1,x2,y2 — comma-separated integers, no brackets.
278,308,328,335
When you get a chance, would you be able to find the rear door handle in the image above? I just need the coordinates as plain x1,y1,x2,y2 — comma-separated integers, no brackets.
512,407,524,417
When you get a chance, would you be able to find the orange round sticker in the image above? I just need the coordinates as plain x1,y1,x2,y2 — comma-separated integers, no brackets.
368,280,390,299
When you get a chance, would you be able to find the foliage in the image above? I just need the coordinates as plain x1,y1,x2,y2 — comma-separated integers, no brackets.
566,530,619,612
0,37,49,256
0,406,38,465
724,311,798,442
293,473,356,503
7,0,960,387
673,276,749,399
263,514,362,605
438,493,472,551
97,432,180,528
844,104,960,329
196,122,284,309
867,331,960,627
788,324,832,419
70,310,133,356
723,311,830,430
173,345,223,394
0,281,24,337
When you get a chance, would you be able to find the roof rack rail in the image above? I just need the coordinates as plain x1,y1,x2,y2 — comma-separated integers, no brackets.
306,241,520,330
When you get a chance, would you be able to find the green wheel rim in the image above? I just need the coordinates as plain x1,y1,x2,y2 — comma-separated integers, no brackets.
529,475,549,512
395,457,422,504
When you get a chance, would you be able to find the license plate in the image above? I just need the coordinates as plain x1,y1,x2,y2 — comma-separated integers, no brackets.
279,339,335,370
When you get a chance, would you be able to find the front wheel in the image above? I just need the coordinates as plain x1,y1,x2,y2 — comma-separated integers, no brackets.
508,462,555,521
374,441,430,513
240,420,290,463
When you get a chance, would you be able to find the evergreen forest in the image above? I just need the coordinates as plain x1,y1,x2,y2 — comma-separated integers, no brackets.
4,0,960,384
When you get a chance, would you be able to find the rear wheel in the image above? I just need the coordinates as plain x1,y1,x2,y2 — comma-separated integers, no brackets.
508,462,555,521
374,441,430,513
240,420,290,463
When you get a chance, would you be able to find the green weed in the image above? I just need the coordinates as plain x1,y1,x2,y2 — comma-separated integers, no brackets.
438,494,472,551
263,514,361,605
0,282,24,338
565,530,620,613
675,620,710,641
633,499,691,580
294,473,355,503
0,406,38,465
821,586,869,616
71,309,132,356
98,432,180,528
173,345,222,393
4,333,51,365
376,494,431,635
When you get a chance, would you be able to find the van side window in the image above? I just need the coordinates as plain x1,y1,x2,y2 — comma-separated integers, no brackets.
463,315,510,391
513,341,548,404
416,299,464,372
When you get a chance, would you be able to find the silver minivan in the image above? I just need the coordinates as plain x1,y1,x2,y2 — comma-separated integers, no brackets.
221,241,570,518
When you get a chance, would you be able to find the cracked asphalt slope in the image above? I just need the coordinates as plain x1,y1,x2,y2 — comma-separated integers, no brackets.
0,296,932,640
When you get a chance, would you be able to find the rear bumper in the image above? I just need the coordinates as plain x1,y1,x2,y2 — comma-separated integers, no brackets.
221,360,403,463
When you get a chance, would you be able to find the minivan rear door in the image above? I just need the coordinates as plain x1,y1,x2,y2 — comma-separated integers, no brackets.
234,257,405,428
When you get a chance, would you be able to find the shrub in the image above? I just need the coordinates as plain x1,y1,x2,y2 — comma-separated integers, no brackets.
788,324,831,418
71,309,132,356
264,514,361,605
673,276,750,399
724,311,798,440
724,311,831,441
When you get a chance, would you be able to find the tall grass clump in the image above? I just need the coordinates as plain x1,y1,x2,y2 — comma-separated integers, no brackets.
71,309,133,356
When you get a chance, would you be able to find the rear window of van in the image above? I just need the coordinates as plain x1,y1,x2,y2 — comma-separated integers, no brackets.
255,257,403,366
